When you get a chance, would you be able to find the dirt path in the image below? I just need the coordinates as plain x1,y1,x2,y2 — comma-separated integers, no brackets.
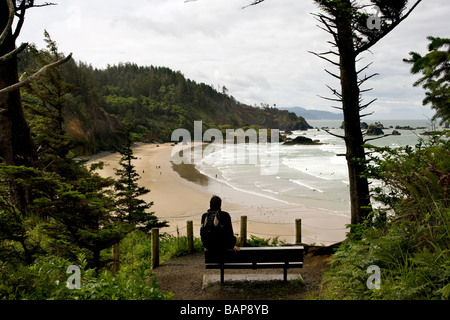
153,248,331,300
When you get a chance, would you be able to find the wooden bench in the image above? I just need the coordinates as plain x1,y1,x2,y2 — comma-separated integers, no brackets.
205,246,304,283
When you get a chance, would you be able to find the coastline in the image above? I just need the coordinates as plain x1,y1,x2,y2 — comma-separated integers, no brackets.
89,142,350,245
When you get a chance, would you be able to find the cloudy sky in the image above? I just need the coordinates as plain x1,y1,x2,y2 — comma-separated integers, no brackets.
17,0,449,120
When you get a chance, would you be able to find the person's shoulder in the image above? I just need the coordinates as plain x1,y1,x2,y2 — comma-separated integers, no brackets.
219,211,231,218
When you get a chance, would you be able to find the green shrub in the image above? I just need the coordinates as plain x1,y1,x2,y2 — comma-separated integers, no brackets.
0,253,172,300
320,133,450,300
246,235,283,247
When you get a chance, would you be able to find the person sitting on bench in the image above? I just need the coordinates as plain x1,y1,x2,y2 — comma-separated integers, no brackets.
201,195,240,252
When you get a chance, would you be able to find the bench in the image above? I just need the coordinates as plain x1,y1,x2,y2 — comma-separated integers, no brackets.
205,246,304,283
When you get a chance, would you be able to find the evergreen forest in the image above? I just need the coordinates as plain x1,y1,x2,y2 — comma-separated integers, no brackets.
18,38,311,155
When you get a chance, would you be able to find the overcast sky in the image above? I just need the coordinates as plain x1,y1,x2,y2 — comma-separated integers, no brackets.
17,0,449,120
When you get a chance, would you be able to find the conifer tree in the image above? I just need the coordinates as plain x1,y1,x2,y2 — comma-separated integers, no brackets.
21,31,77,171
245,0,422,226
310,0,422,226
404,36,450,125
114,124,168,232
0,0,71,211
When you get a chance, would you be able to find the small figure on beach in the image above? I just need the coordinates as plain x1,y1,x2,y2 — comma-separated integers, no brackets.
200,195,239,252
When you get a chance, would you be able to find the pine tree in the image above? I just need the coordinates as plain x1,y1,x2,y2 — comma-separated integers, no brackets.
114,124,168,233
310,0,422,226
244,0,422,226
21,31,77,171
0,161,123,269
404,36,450,125
0,1,71,212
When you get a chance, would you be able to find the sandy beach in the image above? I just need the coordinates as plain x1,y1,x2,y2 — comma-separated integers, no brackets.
89,143,350,245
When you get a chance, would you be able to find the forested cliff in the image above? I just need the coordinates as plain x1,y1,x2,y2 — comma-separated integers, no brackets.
18,44,311,155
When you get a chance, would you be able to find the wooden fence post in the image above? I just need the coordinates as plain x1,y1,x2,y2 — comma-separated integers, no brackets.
151,228,159,268
187,220,194,252
240,215,247,247
295,219,302,244
112,242,120,274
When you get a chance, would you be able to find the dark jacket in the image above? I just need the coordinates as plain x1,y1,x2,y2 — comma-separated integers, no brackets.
201,209,236,250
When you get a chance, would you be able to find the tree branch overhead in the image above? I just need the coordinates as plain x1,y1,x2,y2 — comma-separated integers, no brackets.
0,53,72,97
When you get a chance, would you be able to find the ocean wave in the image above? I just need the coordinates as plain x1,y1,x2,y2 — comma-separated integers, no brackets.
282,158,336,181
289,179,324,193
196,163,292,205
221,180,292,205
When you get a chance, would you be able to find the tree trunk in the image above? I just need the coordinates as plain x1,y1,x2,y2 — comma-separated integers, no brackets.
0,0,38,210
336,1,372,225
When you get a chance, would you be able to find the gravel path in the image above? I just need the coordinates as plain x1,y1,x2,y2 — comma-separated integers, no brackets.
153,249,331,300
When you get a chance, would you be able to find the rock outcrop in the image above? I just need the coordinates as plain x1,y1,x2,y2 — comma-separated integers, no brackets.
283,136,321,145
366,123,384,135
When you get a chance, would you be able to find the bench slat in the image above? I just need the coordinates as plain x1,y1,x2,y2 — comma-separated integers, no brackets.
204,246,304,283
206,262,303,269
205,246,304,264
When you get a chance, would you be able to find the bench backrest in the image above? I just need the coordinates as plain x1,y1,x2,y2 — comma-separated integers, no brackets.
205,246,304,264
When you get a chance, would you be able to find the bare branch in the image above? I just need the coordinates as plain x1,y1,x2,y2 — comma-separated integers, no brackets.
358,73,379,86
19,72,27,81
0,53,72,97
360,111,375,118
17,2,57,10
355,0,423,55
311,12,336,25
359,88,373,93
242,0,265,9
13,1,57,40
0,42,28,64
0,0,15,46
325,84,342,97
317,14,339,44
359,111,375,118
308,51,339,66
324,129,345,140
364,134,391,143
359,98,377,110
315,50,339,56
357,62,374,75
317,93,342,103
324,69,341,81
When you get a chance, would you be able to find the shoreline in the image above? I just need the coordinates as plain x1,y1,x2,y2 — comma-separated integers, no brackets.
89,142,350,245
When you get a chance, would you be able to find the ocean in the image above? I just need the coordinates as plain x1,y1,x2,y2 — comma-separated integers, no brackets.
195,119,439,221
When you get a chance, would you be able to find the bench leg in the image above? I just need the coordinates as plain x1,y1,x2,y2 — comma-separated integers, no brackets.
220,268,224,284
283,268,287,282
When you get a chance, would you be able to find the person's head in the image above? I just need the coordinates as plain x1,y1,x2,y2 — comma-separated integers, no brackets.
210,195,222,211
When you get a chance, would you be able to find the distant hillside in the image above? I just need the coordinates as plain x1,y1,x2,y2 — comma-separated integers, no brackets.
279,107,343,120
18,47,311,155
